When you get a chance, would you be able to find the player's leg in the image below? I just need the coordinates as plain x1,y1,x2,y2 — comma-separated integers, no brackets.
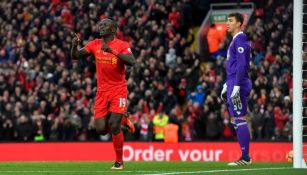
227,85,252,166
94,114,110,135
94,112,132,136
109,113,123,135
94,91,110,135
110,88,135,133
108,89,129,170
109,112,124,170
231,116,251,165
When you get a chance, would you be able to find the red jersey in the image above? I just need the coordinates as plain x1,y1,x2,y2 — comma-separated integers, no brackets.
84,38,132,91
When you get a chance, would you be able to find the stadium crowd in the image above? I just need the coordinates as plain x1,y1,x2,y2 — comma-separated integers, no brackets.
0,0,296,142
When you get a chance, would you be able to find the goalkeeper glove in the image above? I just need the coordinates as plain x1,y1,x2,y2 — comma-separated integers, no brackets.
220,83,227,103
230,86,240,101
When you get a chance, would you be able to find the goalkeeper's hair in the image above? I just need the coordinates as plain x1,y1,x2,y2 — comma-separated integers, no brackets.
228,12,244,26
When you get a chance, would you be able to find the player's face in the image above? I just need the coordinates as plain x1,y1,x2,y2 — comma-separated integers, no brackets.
226,17,241,34
98,20,114,37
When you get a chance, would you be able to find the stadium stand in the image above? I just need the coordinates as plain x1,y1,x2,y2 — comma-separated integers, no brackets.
0,0,293,142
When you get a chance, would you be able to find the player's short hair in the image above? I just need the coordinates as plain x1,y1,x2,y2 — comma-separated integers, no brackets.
111,20,119,29
228,13,244,26
98,18,119,29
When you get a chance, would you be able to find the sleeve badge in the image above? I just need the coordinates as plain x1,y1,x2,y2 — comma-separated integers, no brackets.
238,47,244,53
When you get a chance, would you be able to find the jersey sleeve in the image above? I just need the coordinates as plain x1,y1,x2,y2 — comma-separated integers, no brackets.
84,40,96,54
120,42,133,55
235,36,250,86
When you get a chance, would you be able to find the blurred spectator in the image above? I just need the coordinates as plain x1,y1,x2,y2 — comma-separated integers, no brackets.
153,111,169,141
176,78,188,106
139,114,150,141
274,106,288,136
0,118,14,141
207,24,224,55
164,122,179,143
263,104,275,140
15,115,33,141
189,85,206,106
250,105,264,140
163,87,178,115
206,112,222,140
165,48,177,68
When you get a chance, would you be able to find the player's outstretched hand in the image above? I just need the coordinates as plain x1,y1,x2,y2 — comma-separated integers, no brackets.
72,33,80,46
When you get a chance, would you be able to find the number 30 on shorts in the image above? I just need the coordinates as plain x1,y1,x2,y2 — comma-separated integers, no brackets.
119,98,126,108
232,97,242,111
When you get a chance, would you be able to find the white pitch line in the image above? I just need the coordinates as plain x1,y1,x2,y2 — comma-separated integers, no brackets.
0,170,161,174
0,167,294,175
142,167,293,175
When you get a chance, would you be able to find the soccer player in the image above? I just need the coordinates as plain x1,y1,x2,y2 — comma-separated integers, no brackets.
220,13,252,166
71,18,136,170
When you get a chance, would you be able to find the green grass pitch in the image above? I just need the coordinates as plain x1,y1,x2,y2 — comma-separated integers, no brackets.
0,162,306,175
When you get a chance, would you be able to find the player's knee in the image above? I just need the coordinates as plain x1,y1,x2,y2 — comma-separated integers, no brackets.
110,123,121,135
94,122,108,135
235,117,248,127
230,117,236,124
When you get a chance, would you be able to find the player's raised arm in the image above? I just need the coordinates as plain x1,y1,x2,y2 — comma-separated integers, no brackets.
71,33,91,60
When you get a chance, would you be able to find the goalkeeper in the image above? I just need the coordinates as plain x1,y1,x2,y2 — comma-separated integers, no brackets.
221,13,252,166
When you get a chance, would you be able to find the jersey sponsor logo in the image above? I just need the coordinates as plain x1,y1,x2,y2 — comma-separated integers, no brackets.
96,56,117,64
237,47,244,53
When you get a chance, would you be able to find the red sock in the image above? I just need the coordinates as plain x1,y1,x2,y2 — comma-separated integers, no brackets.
121,116,127,125
112,131,124,163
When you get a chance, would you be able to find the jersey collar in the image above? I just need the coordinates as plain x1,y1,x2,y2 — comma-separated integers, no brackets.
106,38,117,44
232,31,243,40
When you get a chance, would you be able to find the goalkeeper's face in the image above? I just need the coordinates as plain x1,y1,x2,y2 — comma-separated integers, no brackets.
97,19,117,37
226,17,241,34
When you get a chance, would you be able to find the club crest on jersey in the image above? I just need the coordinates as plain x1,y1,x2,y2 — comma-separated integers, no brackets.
238,47,244,53
112,57,117,64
